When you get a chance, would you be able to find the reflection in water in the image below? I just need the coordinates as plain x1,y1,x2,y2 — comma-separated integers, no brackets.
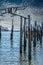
0,31,43,65
40,43,42,48
23,53,27,65
19,53,23,65
28,60,31,65
19,50,32,65
40,37,42,48
10,39,13,48
0,39,1,44
9,47,15,65
33,47,37,65
19,52,27,65
33,47,36,60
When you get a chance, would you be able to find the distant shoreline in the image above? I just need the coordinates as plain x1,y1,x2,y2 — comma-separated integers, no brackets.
1,30,20,32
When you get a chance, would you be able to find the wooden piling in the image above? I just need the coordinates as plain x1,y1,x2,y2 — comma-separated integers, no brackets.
8,8,12,13
38,25,40,41
37,26,39,41
28,15,31,61
33,28,36,47
33,21,37,48
20,16,23,54
42,22,43,36
10,19,14,45
0,26,1,40
31,25,32,41
40,27,42,47
24,17,26,53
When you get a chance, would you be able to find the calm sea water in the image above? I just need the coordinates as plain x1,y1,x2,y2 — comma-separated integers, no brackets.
0,31,43,65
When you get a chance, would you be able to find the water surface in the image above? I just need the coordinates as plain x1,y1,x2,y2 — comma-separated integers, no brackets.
0,31,43,65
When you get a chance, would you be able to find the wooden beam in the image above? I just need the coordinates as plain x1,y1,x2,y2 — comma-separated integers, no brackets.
11,13,28,19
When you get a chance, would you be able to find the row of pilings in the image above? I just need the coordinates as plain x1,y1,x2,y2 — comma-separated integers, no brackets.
0,15,43,61
20,15,43,61
20,15,32,61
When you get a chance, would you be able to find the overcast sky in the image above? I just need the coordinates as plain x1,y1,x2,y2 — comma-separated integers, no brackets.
0,0,43,30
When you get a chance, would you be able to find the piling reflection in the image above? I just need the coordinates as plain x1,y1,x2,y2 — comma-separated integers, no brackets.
33,47,37,65
10,39,13,48
0,39,1,44
19,51,27,65
33,47,36,58
28,60,31,65
19,53,23,65
23,54,27,65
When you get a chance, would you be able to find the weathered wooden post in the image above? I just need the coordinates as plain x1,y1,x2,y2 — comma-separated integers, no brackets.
42,22,43,36
0,25,1,42
28,15,31,61
38,25,40,41
0,26,1,40
40,27,42,47
33,21,37,48
24,17,26,53
8,8,12,13
37,25,39,41
10,19,14,46
20,16,23,54
31,25,32,41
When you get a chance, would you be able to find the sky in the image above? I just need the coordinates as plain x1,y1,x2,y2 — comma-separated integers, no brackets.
0,0,43,7
0,0,43,30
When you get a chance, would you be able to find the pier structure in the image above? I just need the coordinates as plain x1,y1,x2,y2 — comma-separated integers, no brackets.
20,16,28,54
0,6,43,62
